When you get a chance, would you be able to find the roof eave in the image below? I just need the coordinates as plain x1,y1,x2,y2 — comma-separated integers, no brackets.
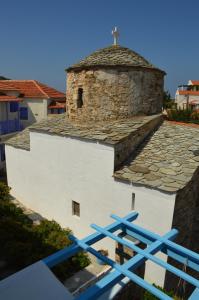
65,64,166,75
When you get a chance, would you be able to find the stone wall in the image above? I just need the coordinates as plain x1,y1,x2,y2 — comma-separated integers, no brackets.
66,67,164,122
164,167,199,296
114,115,162,169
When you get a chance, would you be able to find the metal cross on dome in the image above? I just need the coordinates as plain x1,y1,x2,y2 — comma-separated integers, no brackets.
112,26,119,45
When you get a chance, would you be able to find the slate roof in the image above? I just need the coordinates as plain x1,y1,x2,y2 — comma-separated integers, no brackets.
67,45,165,73
5,114,159,150
114,121,199,193
6,115,199,194
0,80,65,100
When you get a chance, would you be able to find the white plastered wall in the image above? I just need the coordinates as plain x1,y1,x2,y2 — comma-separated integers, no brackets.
175,92,199,109
19,98,47,127
6,132,176,286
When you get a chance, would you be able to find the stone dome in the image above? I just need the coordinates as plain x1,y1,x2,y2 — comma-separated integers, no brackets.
66,45,165,122
66,45,165,73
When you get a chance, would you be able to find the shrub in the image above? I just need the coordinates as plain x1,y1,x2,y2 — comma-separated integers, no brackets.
167,108,199,124
143,284,181,300
0,183,90,280
0,200,32,224
191,111,199,120
0,182,10,201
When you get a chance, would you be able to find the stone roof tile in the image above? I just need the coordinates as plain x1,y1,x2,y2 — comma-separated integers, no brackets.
67,45,165,73
5,114,160,149
114,122,199,193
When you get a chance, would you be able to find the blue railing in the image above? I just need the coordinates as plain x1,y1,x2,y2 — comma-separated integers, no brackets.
43,212,199,300
0,119,23,135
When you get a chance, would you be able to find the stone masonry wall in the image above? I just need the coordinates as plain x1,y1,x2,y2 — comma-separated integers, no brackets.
164,167,199,296
66,68,164,122
114,115,163,169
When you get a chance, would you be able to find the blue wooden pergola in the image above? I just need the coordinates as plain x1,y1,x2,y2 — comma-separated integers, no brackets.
42,212,199,300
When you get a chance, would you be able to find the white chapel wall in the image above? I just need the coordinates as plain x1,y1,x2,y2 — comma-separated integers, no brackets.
6,132,176,286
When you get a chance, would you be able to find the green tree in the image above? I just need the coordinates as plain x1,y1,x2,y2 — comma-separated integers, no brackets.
163,90,175,109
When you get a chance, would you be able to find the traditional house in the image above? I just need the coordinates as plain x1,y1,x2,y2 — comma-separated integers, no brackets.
175,80,199,109
0,80,65,170
5,38,199,288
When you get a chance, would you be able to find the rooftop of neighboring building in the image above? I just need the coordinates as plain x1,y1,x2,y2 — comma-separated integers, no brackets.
0,80,65,100
189,80,199,86
114,121,199,193
66,45,165,73
177,90,199,96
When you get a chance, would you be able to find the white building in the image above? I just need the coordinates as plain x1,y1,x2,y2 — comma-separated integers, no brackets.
5,45,199,290
0,80,65,170
175,80,199,109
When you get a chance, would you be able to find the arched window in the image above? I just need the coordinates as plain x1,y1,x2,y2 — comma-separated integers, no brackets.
77,88,83,108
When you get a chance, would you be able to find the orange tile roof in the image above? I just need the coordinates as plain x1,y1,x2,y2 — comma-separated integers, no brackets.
0,80,65,99
0,82,20,91
0,95,22,102
190,80,199,85
178,90,199,95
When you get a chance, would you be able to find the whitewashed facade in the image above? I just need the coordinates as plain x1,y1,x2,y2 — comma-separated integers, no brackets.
175,80,199,109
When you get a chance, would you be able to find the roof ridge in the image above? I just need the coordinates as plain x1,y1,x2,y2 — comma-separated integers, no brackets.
3,80,35,82
32,80,49,98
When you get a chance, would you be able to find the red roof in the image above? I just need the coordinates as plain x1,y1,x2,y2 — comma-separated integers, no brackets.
178,90,199,96
190,80,199,85
0,82,20,91
0,96,22,102
0,80,65,99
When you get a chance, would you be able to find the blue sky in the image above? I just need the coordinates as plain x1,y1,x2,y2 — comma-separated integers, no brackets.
1,0,198,96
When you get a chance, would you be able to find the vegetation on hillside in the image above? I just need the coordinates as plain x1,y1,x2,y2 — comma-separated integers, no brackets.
0,182,90,280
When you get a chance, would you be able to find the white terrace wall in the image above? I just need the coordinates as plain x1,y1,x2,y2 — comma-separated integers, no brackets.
6,132,176,286
19,98,47,127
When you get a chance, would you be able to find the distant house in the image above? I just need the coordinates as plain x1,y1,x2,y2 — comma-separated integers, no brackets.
175,80,199,110
0,80,65,170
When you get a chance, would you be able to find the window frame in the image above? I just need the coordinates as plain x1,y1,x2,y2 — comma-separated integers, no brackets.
20,107,28,120
72,200,80,217
77,88,83,108
10,102,19,113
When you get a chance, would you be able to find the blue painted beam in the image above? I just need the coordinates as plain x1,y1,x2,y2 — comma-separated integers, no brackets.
112,214,199,272
92,224,199,288
189,288,199,300
43,212,138,267
73,229,177,300
71,235,172,300
43,244,80,267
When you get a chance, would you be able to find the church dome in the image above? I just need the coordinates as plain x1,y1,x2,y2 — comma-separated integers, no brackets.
67,45,165,73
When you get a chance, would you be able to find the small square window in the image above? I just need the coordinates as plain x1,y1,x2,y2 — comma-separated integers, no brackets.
10,102,19,112
131,193,135,210
72,201,80,217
